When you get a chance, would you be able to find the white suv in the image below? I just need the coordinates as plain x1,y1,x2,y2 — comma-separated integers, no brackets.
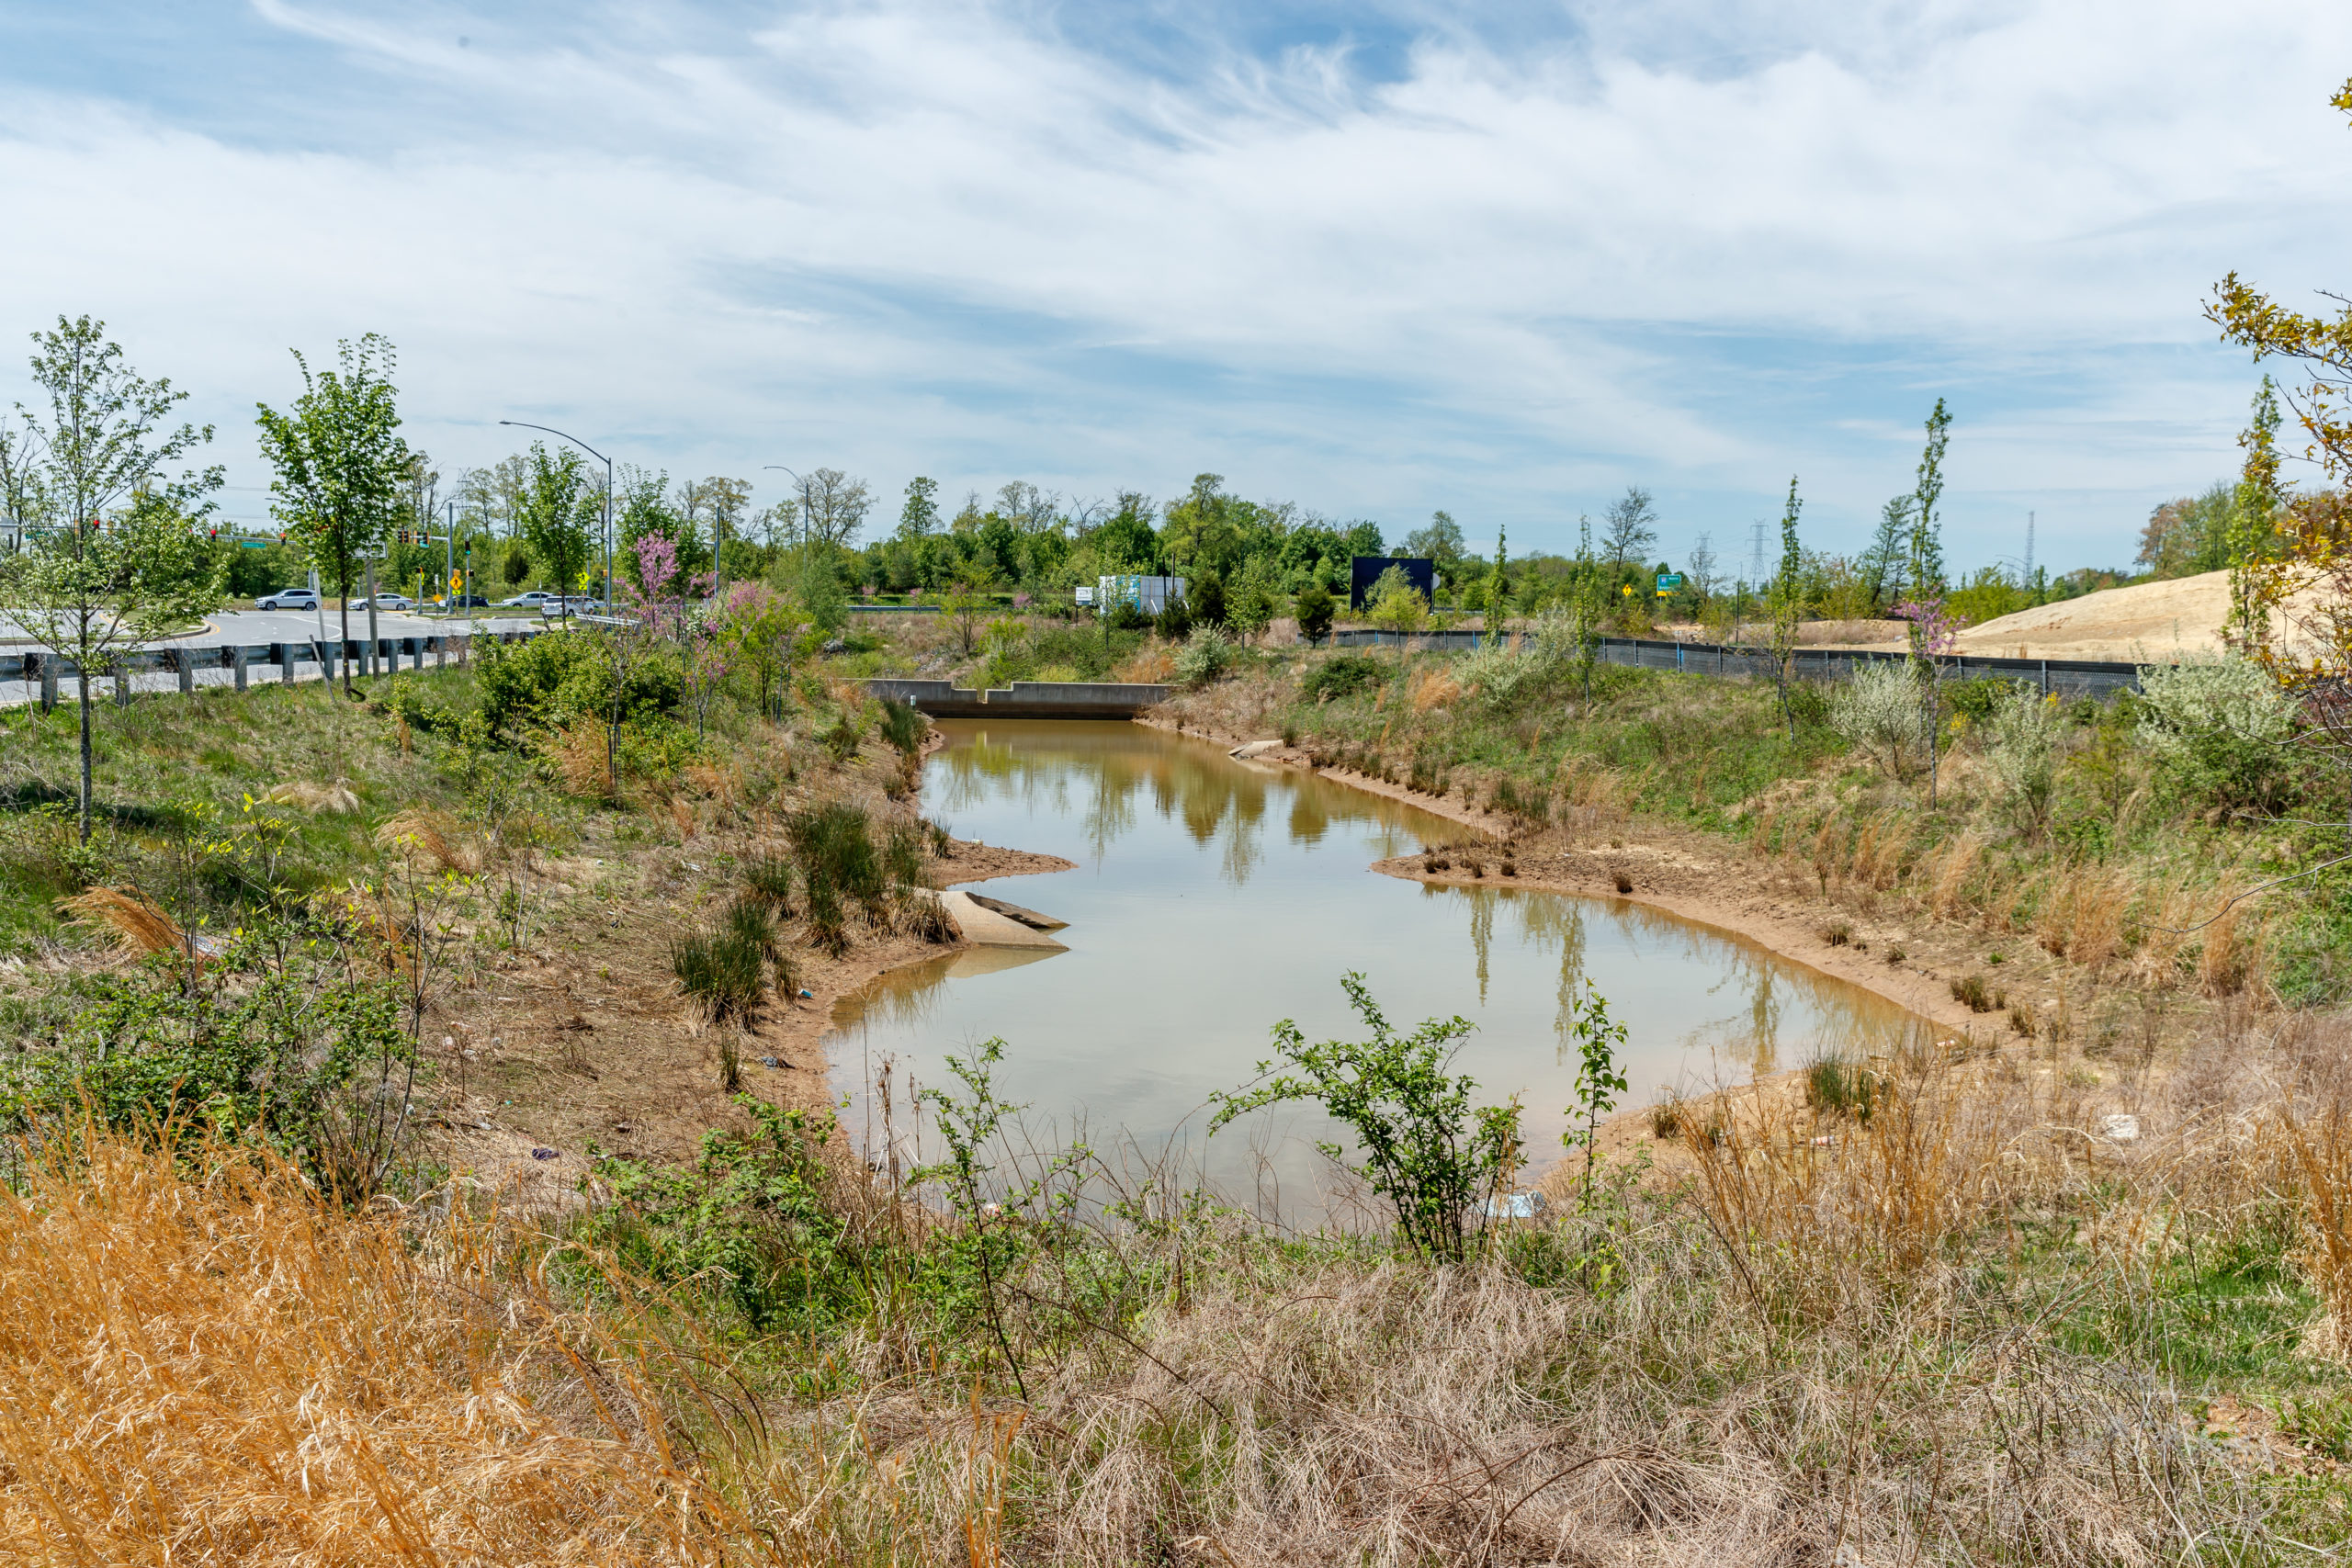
498,591,560,609
255,587,320,611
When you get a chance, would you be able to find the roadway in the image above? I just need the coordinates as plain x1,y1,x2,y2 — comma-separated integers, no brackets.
1,607,550,707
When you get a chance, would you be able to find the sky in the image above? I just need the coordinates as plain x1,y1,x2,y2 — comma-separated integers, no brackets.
2,0,2348,575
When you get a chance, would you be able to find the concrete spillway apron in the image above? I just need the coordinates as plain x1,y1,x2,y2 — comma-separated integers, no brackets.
939,890,1069,951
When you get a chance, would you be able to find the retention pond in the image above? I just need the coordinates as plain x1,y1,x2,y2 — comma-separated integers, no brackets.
828,719,1917,1207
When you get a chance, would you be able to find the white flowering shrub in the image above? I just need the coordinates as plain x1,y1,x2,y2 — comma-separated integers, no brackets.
1828,661,1923,780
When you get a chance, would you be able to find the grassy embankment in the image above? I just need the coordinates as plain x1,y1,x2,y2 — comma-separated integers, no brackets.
1155,637,2352,1010
5,621,2352,1559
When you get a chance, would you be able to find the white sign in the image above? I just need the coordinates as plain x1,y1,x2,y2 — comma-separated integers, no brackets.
1074,585,1094,604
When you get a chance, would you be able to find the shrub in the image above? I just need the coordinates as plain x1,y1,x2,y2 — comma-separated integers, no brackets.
2136,654,2297,817
476,628,682,740
1153,592,1193,641
1828,662,1922,779
1984,682,2064,835
1294,579,1336,645
1172,625,1234,688
1300,654,1385,703
876,697,929,756
6,927,415,1200
590,1100,855,1333
1457,635,1568,713
1209,973,1521,1263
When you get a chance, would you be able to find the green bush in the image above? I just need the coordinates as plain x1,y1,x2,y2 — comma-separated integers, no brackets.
1210,973,1520,1263
1301,654,1385,704
2136,655,2297,818
589,1099,857,1335
1173,626,1234,688
476,630,683,740
4,927,413,1198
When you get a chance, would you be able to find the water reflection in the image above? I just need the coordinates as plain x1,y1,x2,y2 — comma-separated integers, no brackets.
926,723,1429,879
833,719,1917,1211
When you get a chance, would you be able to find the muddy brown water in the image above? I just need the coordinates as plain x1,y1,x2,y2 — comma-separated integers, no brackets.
828,719,1917,1210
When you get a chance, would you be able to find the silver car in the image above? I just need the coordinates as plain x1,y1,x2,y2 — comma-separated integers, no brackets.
255,587,320,611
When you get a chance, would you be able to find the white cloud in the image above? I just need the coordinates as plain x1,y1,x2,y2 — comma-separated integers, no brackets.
1,0,2346,562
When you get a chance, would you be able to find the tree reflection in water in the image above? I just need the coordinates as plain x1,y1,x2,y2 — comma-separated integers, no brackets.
837,718,1916,1212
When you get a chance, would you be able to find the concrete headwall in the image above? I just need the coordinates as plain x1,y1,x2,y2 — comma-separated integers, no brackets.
864,678,1170,718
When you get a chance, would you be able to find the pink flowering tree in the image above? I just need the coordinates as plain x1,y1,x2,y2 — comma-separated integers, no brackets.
1892,595,1962,797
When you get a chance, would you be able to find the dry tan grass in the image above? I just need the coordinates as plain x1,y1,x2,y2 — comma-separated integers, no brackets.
1408,668,1460,714
548,716,614,797
56,885,187,958
1114,645,1175,683
1924,832,1983,918
373,808,483,875
263,779,359,815
0,1127,738,1565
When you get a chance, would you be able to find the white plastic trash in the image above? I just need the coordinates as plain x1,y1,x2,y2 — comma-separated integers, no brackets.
2101,1113,2141,1143
1485,1192,1547,1220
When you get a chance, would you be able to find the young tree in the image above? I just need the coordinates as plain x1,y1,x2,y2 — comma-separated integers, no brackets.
616,464,708,590
1768,476,1805,739
1367,563,1428,660
254,334,407,695
1908,400,1951,602
1684,530,1718,607
1561,515,1609,699
1487,523,1512,620
0,320,223,840
514,442,600,619
2229,378,2283,650
1600,486,1660,577
1860,495,1912,611
1906,399,1953,802
898,476,941,540
1294,578,1336,646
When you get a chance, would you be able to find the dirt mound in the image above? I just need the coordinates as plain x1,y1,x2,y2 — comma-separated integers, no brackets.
1950,571,2229,660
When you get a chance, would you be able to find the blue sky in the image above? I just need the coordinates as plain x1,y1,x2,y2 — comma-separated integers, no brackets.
2,0,2348,573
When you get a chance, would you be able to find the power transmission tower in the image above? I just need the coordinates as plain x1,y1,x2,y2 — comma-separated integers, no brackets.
1748,520,1769,588
2024,510,2035,581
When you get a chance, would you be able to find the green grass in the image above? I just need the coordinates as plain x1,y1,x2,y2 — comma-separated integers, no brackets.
0,671,527,953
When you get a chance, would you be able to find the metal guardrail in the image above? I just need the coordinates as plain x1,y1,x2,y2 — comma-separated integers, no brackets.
0,626,554,708
1327,629,2146,698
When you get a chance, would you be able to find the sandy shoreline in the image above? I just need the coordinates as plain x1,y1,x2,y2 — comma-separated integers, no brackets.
1140,713,2006,1045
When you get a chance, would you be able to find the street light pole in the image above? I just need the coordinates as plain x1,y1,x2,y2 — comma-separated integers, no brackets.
763,466,805,550
498,420,612,620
